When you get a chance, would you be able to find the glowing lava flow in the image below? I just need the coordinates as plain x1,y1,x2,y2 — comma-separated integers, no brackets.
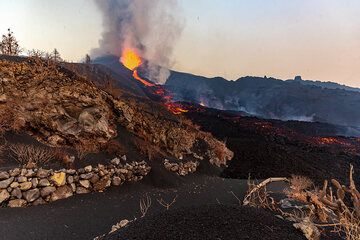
120,48,188,115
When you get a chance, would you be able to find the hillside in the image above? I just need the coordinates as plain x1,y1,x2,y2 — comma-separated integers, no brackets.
166,71,360,128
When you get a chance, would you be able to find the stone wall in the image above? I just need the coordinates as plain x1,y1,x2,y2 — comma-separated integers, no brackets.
0,159,151,207
163,159,199,176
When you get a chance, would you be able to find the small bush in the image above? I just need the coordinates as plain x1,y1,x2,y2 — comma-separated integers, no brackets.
8,143,54,167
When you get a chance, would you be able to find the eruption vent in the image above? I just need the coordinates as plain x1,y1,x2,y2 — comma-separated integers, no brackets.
91,0,183,84
121,47,187,115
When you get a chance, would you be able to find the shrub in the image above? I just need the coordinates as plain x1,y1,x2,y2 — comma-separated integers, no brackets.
8,143,54,167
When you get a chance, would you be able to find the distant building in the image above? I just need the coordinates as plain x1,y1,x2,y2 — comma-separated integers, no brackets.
294,76,303,81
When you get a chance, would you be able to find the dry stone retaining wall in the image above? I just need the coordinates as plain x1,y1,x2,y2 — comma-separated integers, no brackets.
0,159,151,207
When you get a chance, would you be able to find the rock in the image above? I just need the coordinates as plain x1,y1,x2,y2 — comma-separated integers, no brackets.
293,218,320,240
40,186,56,197
25,169,35,177
10,182,19,188
37,169,50,178
0,177,14,189
8,199,27,208
110,219,130,234
17,176,27,183
51,185,73,202
51,172,66,186
112,177,122,186
25,162,36,169
90,174,100,184
0,94,7,103
70,183,76,192
111,158,120,166
19,182,32,191
67,176,74,184
33,197,46,206
11,188,22,199
66,169,76,175
47,135,64,145
84,165,92,173
20,169,27,176
23,188,40,202
79,180,90,189
9,168,20,177
121,155,127,161
38,178,50,187
0,171,10,180
31,178,39,188
118,169,128,174
0,189,10,203
76,187,90,194
93,176,111,192
80,173,93,180
78,168,85,174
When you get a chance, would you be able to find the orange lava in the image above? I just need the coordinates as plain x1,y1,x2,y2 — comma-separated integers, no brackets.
121,48,142,71
133,70,155,87
120,48,188,115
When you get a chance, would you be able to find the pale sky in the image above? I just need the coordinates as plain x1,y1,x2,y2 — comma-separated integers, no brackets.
1,0,360,87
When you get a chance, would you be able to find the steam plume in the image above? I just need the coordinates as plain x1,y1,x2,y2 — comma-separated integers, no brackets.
91,0,184,84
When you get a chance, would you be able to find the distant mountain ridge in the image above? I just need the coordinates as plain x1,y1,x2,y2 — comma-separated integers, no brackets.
166,71,360,128
92,55,360,128
288,76,360,93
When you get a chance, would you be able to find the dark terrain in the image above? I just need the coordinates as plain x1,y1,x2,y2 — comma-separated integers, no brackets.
106,205,306,240
182,105,360,185
0,55,359,240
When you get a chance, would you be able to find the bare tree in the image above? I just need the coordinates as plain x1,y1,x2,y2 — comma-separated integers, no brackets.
52,48,62,62
28,49,45,58
0,28,22,55
85,54,91,64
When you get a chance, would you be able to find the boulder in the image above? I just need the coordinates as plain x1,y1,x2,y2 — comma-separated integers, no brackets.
10,182,19,188
8,199,27,208
17,176,27,183
31,178,39,188
0,171,10,180
112,177,122,186
111,158,120,166
25,169,35,177
19,182,32,191
0,177,14,189
50,185,73,202
90,174,100,184
33,197,47,206
9,168,20,177
11,188,22,199
37,169,50,178
84,165,92,173
79,180,90,189
80,173,93,180
0,189,10,204
40,186,56,197
76,187,90,194
93,176,111,192
38,178,50,187
23,188,40,202
51,172,66,186
67,176,74,184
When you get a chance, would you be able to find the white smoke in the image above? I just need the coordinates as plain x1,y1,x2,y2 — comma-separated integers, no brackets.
91,0,184,84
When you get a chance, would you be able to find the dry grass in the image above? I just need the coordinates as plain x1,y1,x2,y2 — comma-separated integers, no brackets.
156,195,178,210
244,166,360,240
8,143,54,167
139,194,152,218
